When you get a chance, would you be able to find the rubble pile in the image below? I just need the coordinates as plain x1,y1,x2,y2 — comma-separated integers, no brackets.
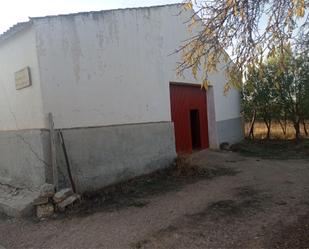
34,184,80,218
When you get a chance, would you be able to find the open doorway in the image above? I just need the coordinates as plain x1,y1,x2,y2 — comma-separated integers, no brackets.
190,109,201,150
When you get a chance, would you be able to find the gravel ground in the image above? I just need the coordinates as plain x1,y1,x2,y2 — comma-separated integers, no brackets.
0,150,309,249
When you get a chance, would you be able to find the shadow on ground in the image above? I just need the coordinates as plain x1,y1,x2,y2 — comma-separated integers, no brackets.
265,211,309,249
64,162,240,217
132,184,273,249
231,139,309,159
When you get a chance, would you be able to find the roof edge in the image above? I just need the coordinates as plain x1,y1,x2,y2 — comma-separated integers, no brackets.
30,3,183,21
0,21,32,44
0,3,183,44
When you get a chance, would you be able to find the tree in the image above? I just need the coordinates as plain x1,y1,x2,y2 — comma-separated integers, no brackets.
268,50,309,140
243,49,309,140
177,0,308,90
304,71,309,135
284,53,309,139
243,62,279,139
242,84,257,139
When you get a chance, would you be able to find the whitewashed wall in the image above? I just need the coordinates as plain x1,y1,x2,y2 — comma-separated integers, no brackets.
162,7,241,123
209,73,241,122
0,27,45,130
34,4,241,129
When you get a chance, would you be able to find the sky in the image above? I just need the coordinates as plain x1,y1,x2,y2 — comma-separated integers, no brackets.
0,0,180,34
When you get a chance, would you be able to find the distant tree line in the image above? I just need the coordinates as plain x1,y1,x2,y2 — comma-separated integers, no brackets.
242,48,309,140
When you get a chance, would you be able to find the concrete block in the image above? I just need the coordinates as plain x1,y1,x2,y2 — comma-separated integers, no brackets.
0,184,40,217
53,188,73,203
57,194,80,211
33,197,49,206
220,142,231,151
40,183,55,198
36,203,54,218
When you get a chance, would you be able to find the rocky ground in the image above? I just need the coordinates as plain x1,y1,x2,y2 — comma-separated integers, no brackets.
0,147,309,249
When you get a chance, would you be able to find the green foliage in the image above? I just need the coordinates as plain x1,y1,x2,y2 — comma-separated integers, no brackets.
243,50,309,139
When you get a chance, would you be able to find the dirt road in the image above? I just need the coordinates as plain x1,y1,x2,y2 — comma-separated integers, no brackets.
1,150,309,249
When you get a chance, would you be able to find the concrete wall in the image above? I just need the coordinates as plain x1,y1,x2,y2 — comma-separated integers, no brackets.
0,26,45,130
35,7,171,129
31,4,242,190
54,122,176,193
0,4,242,191
208,68,243,145
0,26,50,190
0,130,50,189
34,4,241,131
217,117,244,145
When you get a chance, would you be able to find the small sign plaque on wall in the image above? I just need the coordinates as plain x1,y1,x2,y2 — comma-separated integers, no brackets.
15,67,31,90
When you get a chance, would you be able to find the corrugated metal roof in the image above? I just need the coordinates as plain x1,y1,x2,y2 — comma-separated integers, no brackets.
0,3,182,43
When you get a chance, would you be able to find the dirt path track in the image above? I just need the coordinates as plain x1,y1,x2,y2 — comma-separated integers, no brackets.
1,150,309,249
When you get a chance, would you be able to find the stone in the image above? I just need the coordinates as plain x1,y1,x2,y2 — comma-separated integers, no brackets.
57,194,80,211
40,183,55,198
36,203,54,218
0,184,41,217
33,197,49,206
220,142,231,151
53,188,73,203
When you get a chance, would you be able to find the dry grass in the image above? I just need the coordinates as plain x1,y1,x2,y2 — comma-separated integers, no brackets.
245,121,309,140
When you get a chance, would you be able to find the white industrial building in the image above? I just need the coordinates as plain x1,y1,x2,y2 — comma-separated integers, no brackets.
0,4,243,193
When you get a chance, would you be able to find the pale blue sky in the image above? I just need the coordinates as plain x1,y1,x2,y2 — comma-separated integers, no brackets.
0,0,180,34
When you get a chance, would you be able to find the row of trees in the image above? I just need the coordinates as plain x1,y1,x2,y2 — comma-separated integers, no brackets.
243,49,309,140
177,1,308,140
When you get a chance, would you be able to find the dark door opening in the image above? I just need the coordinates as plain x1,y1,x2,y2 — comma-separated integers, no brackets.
170,84,209,153
190,109,201,150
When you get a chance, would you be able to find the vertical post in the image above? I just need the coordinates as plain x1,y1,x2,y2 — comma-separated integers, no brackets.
59,131,76,193
49,113,58,191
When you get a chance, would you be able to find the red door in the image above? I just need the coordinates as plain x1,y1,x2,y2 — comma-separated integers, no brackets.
170,83,209,154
